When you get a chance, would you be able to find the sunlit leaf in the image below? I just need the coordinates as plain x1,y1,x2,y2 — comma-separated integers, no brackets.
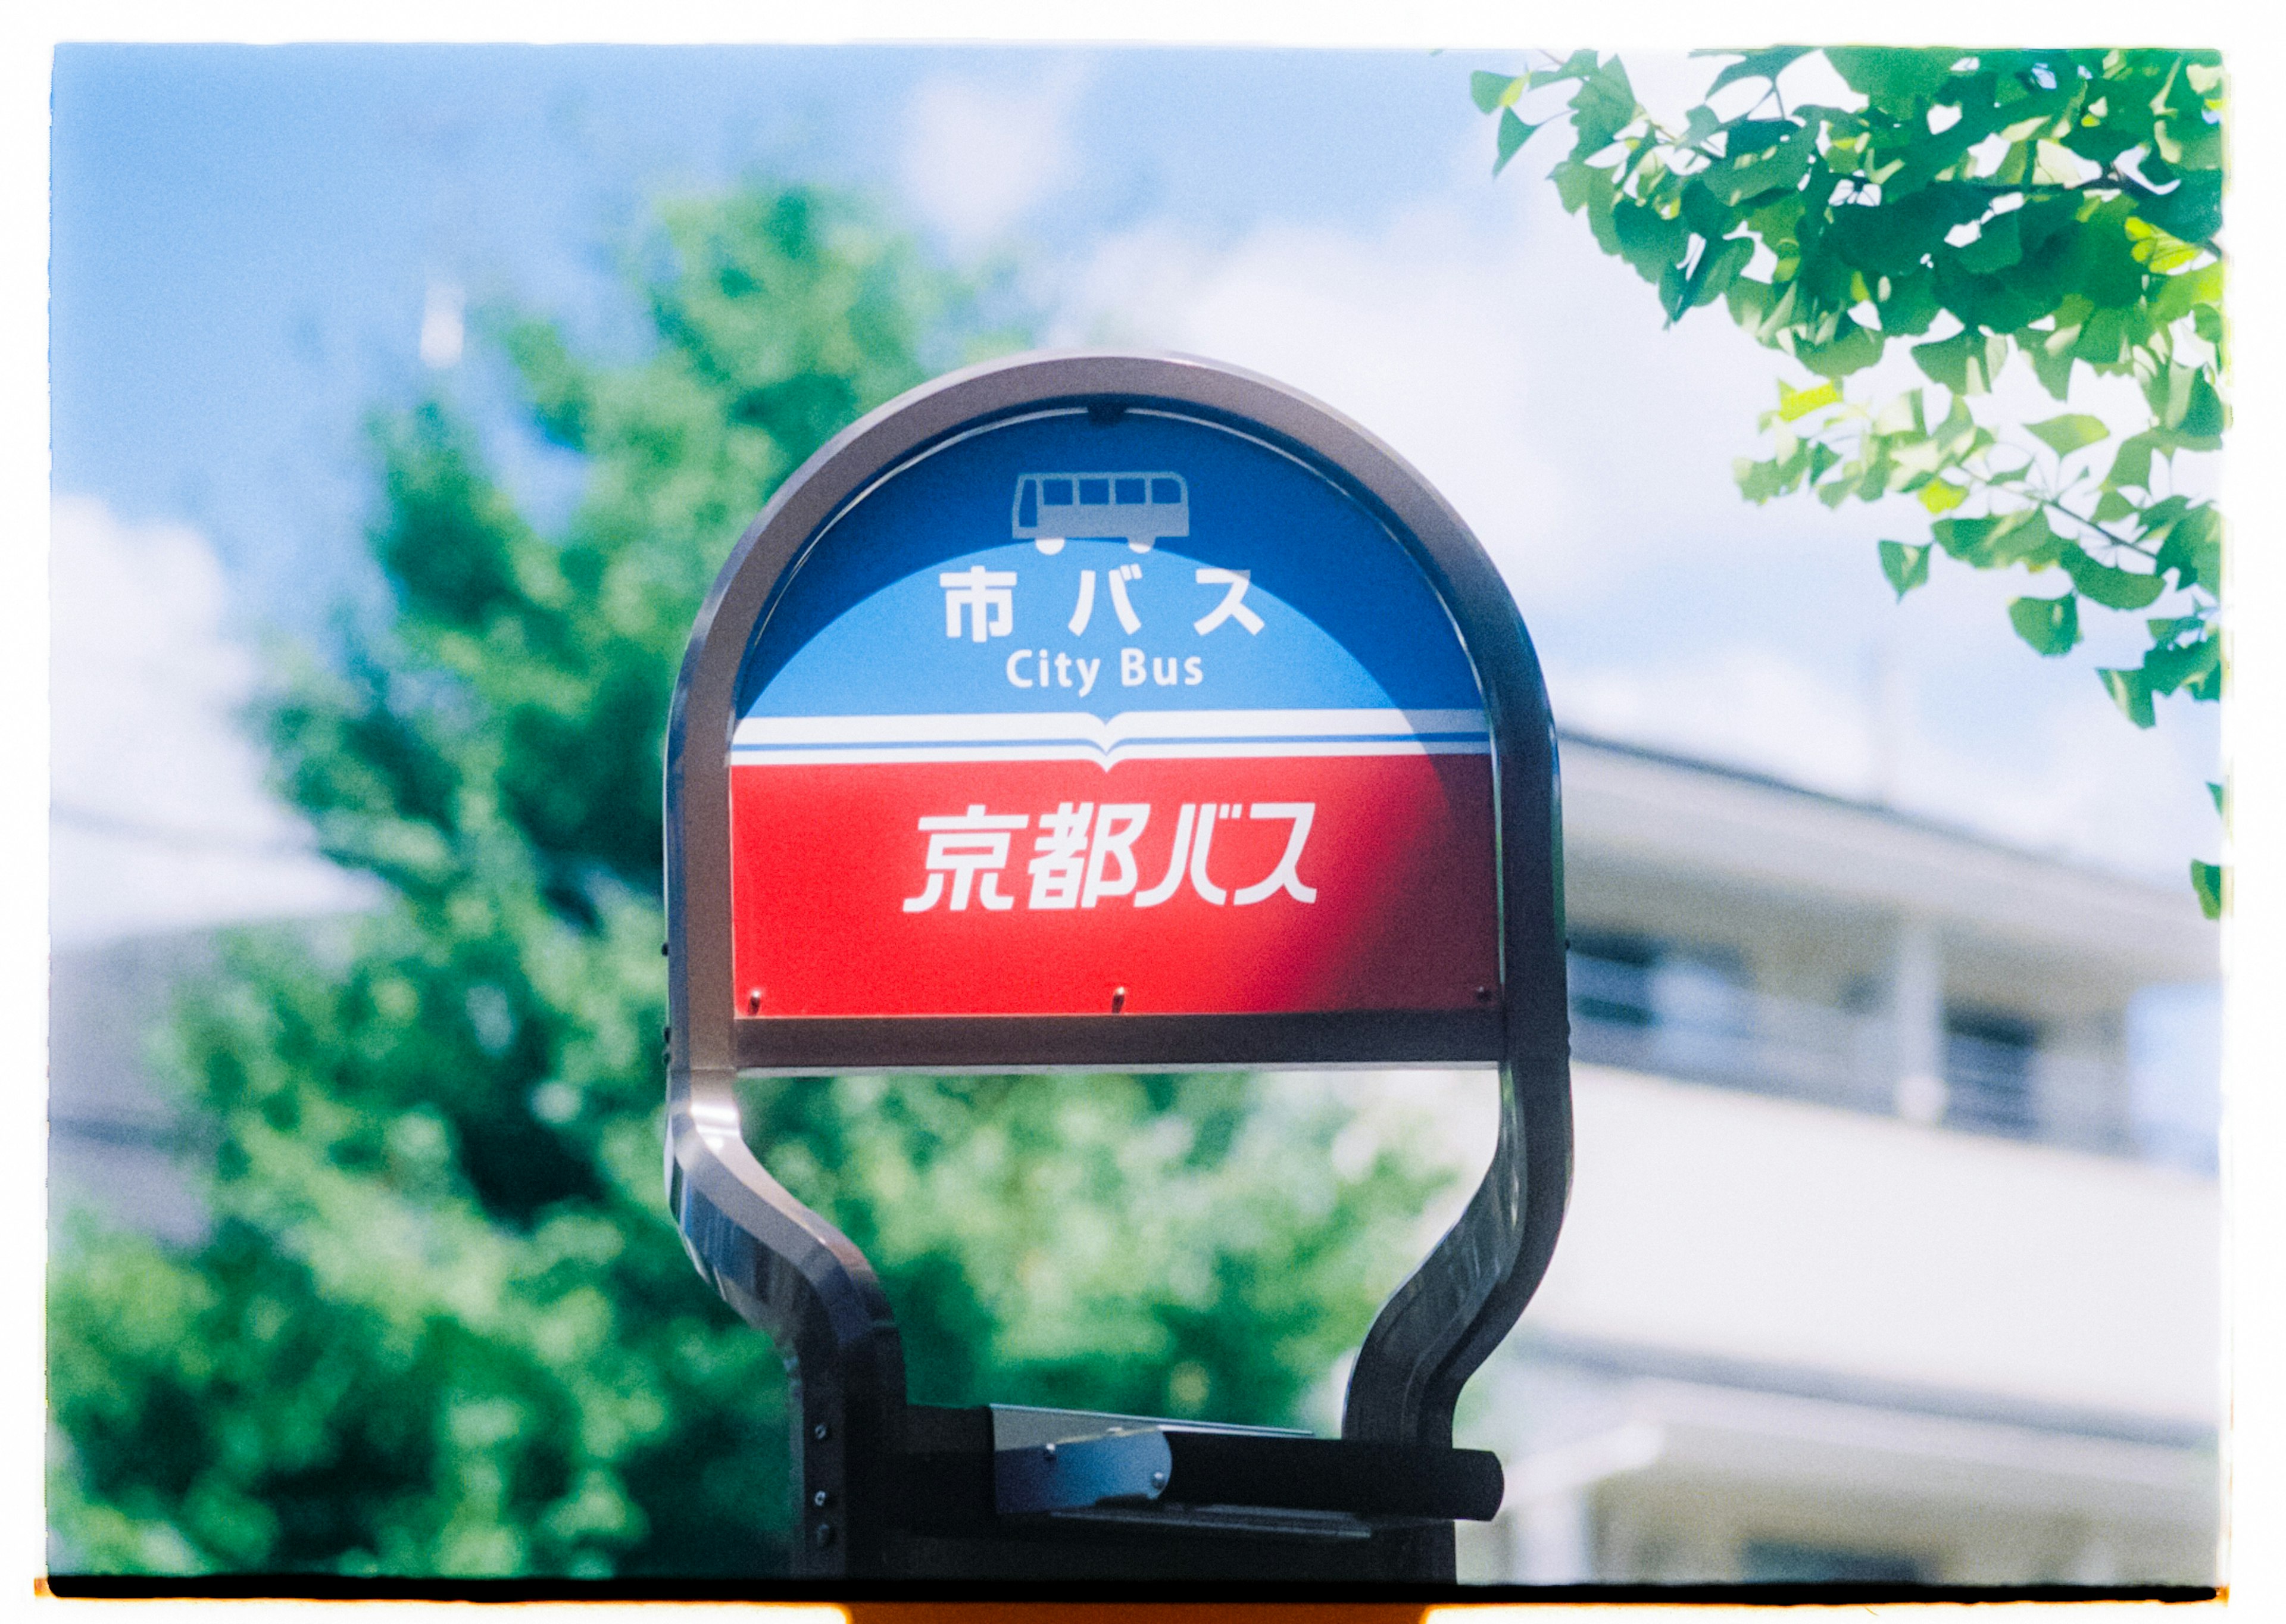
1917,478,1968,514
2151,259,2223,324
1470,71,1523,114
1776,379,1840,421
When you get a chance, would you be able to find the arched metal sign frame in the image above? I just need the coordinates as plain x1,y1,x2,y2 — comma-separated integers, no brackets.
663,351,1572,1580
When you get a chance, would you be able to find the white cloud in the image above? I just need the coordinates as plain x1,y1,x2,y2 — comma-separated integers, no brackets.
900,61,1089,252
1553,645,1879,802
1050,132,1826,607
419,277,466,369
49,496,379,948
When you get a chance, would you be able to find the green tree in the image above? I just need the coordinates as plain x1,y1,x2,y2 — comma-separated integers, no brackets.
1473,48,2226,912
46,184,1447,1577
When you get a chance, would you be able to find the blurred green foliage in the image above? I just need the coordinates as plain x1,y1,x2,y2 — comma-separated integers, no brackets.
47,185,1449,1577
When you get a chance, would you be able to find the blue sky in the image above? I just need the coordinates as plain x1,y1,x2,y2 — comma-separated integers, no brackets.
51,44,1491,609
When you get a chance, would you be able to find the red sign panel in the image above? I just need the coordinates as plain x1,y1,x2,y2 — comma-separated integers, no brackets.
729,751,1497,1018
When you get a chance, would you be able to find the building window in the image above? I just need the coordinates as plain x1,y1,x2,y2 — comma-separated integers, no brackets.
1568,932,1753,1083
1944,1007,2041,1138
1569,931,1660,1028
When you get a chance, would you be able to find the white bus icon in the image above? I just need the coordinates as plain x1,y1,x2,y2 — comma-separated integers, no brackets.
1012,471,1189,554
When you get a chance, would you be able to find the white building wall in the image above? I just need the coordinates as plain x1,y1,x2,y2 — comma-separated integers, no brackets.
1523,1066,2221,1424
1453,1063,2222,1586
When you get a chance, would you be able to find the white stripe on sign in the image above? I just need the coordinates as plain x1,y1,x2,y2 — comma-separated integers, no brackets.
730,707,1489,751
730,738,1494,770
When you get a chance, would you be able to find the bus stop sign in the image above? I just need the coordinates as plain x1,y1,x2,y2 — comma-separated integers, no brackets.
663,352,1572,1581
727,399,1498,1023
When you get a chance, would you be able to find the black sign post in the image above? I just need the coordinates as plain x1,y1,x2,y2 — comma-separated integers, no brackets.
664,351,1572,1581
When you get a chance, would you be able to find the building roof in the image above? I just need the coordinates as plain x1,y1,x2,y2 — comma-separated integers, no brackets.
1556,730,2218,988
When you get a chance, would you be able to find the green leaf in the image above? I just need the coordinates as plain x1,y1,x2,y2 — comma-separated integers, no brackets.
2190,859,2225,920
1683,236,1755,311
1955,210,2024,275
2141,170,2223,246
2175,370,2226,439
1703,46,1814,99
2208,780,2225,816
2028,331,2078,401
1735,458,1774,502
2104,430,2165,492
1529,49,1601,89
2008,592,2081,655
1795,314,1884,379
2150,258,2224,324
1725,118,1797,159
1912,328,2008,396
1876,265,1943,338
1611,196,1689,282
1878,540,1931,599
2057,542,2166,609
1570,58,1641,154
1551,157,1620,250
1707,126,1814,206
2151,502,2222,594
2025,414,2110,457
1494,108,1537,176
1776,379,1840,421
1470,71,1523,114
2098,666,2157,727
1930,513,1998,561
1934,507,2062,570
1826,46,1963,117
1918,479,1968,515
2142,630,2220,696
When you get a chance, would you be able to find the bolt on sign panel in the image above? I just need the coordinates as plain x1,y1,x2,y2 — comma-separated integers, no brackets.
726,408,1499,1020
